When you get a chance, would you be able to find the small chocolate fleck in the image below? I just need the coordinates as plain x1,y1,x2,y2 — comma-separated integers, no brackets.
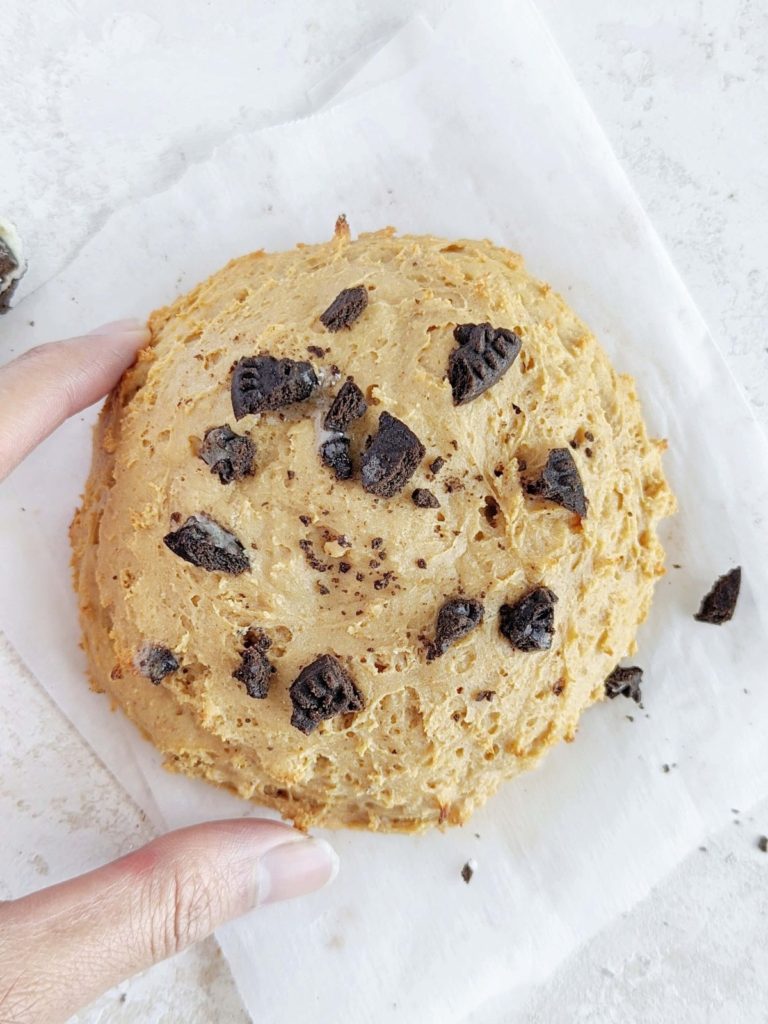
317,583,330,595
361,411,426,498
355,572,365,582
449,323,522,405
416,558,427,569
526,448,588,517
584,430,595,442
374,571,395,591
512,403,522,416
231,355,318,419
287,470,296,480
493,464,504,478
163,514,250,574
695,567,741,625
429,456,446,475
412,488,440,509
461,860,476,884
320,435,353,480
324,379,368,432
584,447,593,459
299,514,311,526
320,285,368,332
307,344,326,358
552,678,566,696
483,495,500,527
289,654,364,734
499,587,558,651
135,644,179,684
170,511,182,524
369,559,381,569
233,640,274,699
199,425,255,484
605,665,643,704
371,537,384,549
474,690,495,702
242,628,272,652
339,561,351,574
444,476,464,494
428,597,484,659
758,836,768,853
299,539,330,572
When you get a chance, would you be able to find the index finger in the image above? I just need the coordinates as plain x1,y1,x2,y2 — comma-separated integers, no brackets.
0,319,149,481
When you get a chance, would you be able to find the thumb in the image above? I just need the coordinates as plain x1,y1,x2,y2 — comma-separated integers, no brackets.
0,819,338,1024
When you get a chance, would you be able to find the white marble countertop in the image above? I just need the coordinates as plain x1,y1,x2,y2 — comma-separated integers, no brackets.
2,2,767,1021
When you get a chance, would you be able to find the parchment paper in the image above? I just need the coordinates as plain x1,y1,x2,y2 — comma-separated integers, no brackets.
1,2,767,1022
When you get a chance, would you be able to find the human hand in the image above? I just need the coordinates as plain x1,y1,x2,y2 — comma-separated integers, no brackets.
0,321,338,1024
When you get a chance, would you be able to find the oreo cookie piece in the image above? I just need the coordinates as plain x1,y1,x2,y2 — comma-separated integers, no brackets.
604,665,643,703
289,654,365,734
320,285,368,332
499,587,558,651
526,448,588,517
0,218,26,314
135,644,179,684
361,411,426,497
199,425,255,484
163,513,250,574
231,355,318,419
449,322,522,405
324,379,368,432
233,631,274,699
428,597,484,660
412,488,440,509
320,435,353,480
695,567,741,625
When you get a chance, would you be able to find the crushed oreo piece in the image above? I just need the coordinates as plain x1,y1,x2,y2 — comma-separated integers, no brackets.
233,639,274,699
199,425,255,484
307,344,326,358
320,285,368,332
526,448,588,517
604,665,643,704
289,654,365,734
0,220,26,314
299,539,330,573
429,597,484,659
461,860,476,884
429,456,445,475
412,488,440,509
361,411,425,497
231,355,318,419
694,567,741,625
449,322,522,405
320,436,353,480
499,587,558,651
135,644,179,685
758,836,768,853
474,690,495,702
324,379,367,432
163,513,250,574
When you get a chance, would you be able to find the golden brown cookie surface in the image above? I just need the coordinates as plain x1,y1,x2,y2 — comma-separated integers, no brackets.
71,225,674,832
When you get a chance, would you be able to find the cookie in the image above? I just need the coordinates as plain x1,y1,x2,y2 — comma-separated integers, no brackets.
71,223,674,833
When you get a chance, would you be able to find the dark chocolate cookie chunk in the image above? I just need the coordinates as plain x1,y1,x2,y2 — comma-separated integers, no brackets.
361,411,426,497
429,597,484,659
135,644,179,684
233,642,274,699
526,448,587,517
449,322,522,405
324,379,367,432
231,355,318,419
163,513,250,574
199,425,255,484
0,226,24,314
695,567,741,625
320,285,368,332
289,654,364,734
499,587,558,651
412,488,440,509
320,436,353,480
604,665,643,703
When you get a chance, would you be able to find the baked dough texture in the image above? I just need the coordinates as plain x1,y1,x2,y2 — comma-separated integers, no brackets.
71,223,674,832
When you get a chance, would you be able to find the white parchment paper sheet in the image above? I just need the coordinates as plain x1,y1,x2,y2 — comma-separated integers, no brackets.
1,2,767,1022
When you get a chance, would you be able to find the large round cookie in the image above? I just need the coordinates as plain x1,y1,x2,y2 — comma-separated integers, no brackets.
71,221,674,832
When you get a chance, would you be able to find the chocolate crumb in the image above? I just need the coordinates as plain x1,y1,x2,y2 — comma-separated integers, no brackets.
287,470,296,480
299,514,311,526
135,644,179,684
324,379,367,432
356,572,365,582
289,654,364,733
444,476,463,494
317,583,330,595
412,488,440,509
605,665,643,704
320,285,369,332
449,323,522,405
428,597,484,659
231,355,318,419
374,572,395,591
584,430,595,442
170,511,182,524
474,690,495,702
429,457,445,475
339,562,351,574
483,495,500,527
695,567,741,625
569,439,579,450
371,537,383,549
552,678,566,696
320,435,353,480
416,558,427,569
233,641,274,699
369,559,381,569
499,587,558,651
512,403,522,415
493,464,504,478
299,539,330,573
584,447,593,459
662,763,671,773
163,514,250,574
307,345,326,358
461,860,476,884
758,836,768,853
199,425,255,484
361,411,426,497
526,448,588,517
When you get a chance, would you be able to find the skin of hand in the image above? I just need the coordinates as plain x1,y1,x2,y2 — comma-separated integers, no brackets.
0,320,339,1024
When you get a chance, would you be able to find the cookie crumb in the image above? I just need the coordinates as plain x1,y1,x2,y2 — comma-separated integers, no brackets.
412,488,440,509
758,836,768,853
320,286,369,332
695,567,741,625
605,665,643,704
429,456,445,475
461,859,477,884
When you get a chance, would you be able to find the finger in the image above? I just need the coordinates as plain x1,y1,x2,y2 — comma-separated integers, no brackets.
0,319,148,481
0,819,338,1024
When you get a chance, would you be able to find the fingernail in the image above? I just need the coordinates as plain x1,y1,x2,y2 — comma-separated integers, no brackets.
88,317,148,336
256,836,339,906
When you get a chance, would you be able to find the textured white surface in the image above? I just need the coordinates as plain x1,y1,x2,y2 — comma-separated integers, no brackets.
2,1,767,1022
